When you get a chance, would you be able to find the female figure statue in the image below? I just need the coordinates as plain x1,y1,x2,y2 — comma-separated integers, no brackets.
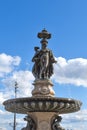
32,43,56,80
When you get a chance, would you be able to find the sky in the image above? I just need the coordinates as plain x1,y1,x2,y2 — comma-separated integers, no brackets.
0,0,87,129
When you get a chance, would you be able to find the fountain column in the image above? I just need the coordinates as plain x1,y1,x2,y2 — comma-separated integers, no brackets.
26,29,62,130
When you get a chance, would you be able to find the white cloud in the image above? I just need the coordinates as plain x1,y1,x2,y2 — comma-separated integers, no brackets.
61,109,87,130
53,57,87,87
0,109,5,115
2,70,34,98
0,53,21,77
0,92,11,105
0,109,26,130
62,109,87,122
0,128,6,130
0,109,10,115
0,108,12,130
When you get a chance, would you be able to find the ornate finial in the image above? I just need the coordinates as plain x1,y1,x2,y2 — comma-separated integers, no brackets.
37,29,51,45
37,29,51,39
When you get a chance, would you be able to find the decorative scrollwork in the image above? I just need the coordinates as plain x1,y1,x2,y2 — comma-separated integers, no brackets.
21,115,36,130
51,115,65,130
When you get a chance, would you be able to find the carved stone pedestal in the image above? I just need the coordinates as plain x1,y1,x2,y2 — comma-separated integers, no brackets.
32,80,55,97
22,112,65,130
29,112,55,130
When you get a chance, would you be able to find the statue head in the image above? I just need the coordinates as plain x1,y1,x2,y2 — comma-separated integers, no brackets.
34,47,39,51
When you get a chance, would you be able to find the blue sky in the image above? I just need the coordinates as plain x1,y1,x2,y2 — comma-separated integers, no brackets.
0,0,87,130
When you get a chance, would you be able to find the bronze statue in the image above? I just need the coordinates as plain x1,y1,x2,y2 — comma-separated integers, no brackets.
32,47,40,79
32,29,57,80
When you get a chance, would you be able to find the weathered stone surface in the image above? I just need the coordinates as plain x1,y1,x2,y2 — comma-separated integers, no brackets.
3,97,82,114
27,112,56,130
32,79,55,97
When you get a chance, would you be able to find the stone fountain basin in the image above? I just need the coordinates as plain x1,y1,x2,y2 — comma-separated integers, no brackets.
3,97,82,114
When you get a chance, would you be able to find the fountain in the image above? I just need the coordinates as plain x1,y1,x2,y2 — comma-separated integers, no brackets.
3,29,82,130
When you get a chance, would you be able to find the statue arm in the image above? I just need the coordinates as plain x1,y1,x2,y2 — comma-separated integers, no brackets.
32,57,39,62
32,50,40,62
50,50,57,63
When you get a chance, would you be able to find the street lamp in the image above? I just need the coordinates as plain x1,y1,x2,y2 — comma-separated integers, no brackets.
9,81,18,130
14,81,18,130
